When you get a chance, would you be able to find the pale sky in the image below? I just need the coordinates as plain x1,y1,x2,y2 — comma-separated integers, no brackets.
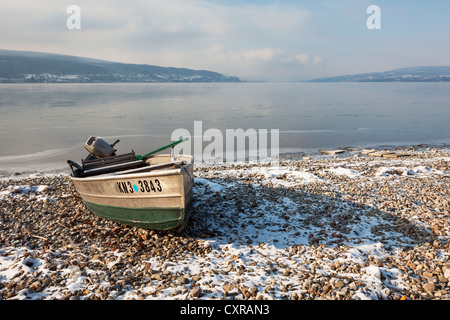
1,0,450,81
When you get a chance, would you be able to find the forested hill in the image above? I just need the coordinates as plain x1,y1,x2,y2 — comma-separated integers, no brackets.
309,66,450,82
0,50,240,83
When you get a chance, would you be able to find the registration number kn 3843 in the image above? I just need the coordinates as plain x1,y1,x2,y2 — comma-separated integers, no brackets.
116,179,163,194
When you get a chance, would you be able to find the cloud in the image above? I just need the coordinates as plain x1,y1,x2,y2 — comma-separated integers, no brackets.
235,48,276,64
312,56,322,65
0,0,323,80
232,49,322,68
295,54,309,64
2,1,450,80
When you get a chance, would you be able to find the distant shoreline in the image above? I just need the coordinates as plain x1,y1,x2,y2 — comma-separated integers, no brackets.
0,49,241,84
1,143,448,180
307,66,450,82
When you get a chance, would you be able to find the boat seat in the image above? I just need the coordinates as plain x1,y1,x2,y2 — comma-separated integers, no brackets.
82,160,146,177
68,151,147,177
82,152,138,170
107,160,187,175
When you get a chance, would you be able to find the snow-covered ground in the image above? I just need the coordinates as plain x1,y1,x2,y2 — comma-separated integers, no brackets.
0,147,449,300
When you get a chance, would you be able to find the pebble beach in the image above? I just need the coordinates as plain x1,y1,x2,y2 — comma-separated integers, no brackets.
0,145,449,301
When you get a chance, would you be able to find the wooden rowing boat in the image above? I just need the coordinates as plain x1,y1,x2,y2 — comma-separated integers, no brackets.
69,153,194,231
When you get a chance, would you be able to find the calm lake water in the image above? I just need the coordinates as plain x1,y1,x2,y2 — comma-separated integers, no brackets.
0,82,449,175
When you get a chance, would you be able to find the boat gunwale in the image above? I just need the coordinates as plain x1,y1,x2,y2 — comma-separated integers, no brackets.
69,155,193,182
75,192,184,200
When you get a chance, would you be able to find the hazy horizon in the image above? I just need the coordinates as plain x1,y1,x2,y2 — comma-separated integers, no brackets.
1,1,450,81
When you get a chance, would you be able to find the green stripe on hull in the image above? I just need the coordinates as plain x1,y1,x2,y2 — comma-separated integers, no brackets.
82,200,185,230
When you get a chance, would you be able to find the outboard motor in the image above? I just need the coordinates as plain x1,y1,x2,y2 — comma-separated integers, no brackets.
84,136,120,158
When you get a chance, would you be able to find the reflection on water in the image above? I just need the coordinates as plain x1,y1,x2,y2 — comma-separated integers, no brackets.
0,82,449,173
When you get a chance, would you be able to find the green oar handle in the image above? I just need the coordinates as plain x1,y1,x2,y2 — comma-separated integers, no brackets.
136,138,188,161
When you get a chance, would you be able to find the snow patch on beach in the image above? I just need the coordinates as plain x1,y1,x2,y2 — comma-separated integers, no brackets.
327,167,361,178
375,165,448,177
0,184,57,202
0,147,449,300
